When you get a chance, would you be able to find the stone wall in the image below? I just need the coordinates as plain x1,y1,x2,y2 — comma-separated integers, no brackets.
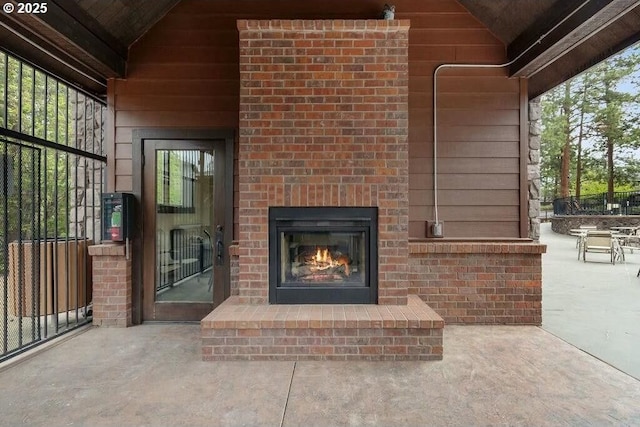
528,99,541,241
551,216,640,234
69,96,106,243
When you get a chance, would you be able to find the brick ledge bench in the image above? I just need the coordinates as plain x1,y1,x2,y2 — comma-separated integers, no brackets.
201,295,444,361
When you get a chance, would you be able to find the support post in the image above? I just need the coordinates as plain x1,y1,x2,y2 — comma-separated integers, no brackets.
88,243,132,327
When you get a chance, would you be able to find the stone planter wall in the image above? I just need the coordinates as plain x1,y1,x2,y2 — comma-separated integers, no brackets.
551,216,640,234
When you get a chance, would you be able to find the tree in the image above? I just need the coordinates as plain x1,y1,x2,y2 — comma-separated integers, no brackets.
540,45,640,205
559,81,572,198
540,85,567,200
1,57,75,238
573,69,597,199
540,79,585,200
589,53,640,202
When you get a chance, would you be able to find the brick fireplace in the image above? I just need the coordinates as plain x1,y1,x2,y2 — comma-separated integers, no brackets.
236,19,411,305
201,19,444,361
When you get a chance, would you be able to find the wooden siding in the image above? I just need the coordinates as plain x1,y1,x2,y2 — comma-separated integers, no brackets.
111,0,523,239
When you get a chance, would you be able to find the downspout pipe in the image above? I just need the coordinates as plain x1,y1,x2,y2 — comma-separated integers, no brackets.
431,0,593,228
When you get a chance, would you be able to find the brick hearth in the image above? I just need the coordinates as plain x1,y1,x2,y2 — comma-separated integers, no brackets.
202,295,443,361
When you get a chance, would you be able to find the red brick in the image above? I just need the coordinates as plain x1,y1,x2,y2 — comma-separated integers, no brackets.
408,245,543,325
237,20,410,305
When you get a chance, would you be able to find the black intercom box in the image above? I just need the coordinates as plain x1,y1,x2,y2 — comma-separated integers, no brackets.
101,192,136,242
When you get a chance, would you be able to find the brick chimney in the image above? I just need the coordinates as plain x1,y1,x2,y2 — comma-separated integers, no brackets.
237,19,410,305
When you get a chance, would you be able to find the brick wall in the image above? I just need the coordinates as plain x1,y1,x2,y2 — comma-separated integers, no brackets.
87,244,132,327
229,243,240,296
408,242,545,324
237,20,410,305
203,327,442,361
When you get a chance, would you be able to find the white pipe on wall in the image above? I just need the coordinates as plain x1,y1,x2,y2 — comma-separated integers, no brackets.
430,0,593,228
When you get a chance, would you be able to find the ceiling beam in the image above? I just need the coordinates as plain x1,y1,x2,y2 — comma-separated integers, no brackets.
0,16,107,94
507,0,640,77
529,26,640,98
50,0,128,58
6,0,127,78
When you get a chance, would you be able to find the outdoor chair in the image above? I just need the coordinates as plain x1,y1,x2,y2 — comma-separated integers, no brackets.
582,230,616,264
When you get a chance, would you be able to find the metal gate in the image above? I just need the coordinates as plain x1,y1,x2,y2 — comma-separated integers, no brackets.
0,50,106,362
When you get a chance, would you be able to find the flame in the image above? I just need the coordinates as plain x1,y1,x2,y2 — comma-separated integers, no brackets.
308,247,350,276
315,248,331,264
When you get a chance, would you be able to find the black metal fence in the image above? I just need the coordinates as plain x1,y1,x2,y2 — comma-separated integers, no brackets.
0,50,106,362
553,191,640,216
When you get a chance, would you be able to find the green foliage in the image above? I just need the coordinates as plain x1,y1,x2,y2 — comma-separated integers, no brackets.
580,181,636,196
0,51,98,272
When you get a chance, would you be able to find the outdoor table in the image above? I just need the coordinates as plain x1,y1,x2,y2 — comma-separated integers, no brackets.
569,229,588,251
570,229,588,259
612,233,627,262
569,228,588,236
610,226,638,234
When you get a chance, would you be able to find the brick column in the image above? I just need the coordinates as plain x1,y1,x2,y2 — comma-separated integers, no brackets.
87,244,132,327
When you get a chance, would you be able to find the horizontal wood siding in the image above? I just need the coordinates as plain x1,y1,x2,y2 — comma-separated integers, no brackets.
409,2,519,237
112,0,522,239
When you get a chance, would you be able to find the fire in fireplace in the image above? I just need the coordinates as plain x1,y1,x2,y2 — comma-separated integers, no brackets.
284,231,364,284
299,247,351,281
269,207,378,304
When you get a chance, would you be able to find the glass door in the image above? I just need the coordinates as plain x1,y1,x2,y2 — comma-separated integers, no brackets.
142,140,227,321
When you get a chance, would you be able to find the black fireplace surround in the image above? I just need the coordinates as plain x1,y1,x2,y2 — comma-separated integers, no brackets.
269,207,378,304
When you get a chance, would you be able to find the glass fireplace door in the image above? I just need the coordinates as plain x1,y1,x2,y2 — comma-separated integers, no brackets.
269,207,378,304
280,230,367,286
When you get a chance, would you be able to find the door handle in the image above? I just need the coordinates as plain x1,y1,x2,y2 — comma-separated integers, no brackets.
215,225,224,265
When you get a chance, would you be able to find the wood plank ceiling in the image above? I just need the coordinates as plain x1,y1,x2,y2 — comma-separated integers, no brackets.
0,0,638,97
459,0,640,98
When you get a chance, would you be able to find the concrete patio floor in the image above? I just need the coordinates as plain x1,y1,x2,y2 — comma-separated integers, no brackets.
0,323,639,426
1,224,640,426
541,222,640,380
